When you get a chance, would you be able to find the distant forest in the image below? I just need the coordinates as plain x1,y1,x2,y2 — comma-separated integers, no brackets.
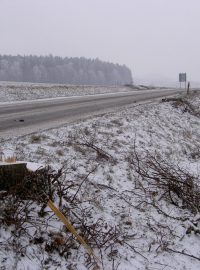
0,55,133,85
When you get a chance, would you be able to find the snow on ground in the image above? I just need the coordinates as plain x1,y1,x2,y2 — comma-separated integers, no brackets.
0,82,139,102
0,91,200,270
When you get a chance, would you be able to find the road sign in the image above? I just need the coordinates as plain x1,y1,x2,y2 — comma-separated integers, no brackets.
179,73,187,89
179,73,187,82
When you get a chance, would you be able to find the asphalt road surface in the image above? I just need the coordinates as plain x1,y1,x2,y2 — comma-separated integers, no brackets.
0,89,184,139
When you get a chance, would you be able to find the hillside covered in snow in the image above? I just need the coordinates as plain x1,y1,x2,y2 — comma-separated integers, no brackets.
0,90,200,269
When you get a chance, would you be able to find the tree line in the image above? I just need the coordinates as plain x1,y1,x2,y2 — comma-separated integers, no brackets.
0,55,133,85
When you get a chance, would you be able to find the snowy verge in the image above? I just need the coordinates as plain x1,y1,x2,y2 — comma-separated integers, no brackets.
0,92,200,270
0,82,140,103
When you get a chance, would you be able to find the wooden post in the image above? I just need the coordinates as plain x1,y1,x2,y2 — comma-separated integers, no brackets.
187,81,190,95
0,163,27,191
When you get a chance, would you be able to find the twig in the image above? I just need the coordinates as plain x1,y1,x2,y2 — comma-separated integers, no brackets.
71,166,98,203
167,247,200,262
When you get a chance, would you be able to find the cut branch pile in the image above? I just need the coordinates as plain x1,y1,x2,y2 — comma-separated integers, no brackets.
129,147,200,214
161,97,200,117
0,166,129,269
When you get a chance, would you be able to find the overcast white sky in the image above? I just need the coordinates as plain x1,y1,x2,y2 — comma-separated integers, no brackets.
0,0,200,84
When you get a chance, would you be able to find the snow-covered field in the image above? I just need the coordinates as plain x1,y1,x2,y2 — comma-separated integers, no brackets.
0,90,200,270
0,82,139,102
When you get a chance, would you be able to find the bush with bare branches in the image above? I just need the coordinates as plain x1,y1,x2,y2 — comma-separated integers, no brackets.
129,146,200,214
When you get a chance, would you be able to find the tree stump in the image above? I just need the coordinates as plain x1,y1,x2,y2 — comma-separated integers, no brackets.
0,163,27,191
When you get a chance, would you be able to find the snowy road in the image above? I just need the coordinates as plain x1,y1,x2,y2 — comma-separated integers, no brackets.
0,89,183,138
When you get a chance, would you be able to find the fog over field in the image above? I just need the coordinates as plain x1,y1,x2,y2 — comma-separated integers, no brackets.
0,55,133,85
0,0,200,85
